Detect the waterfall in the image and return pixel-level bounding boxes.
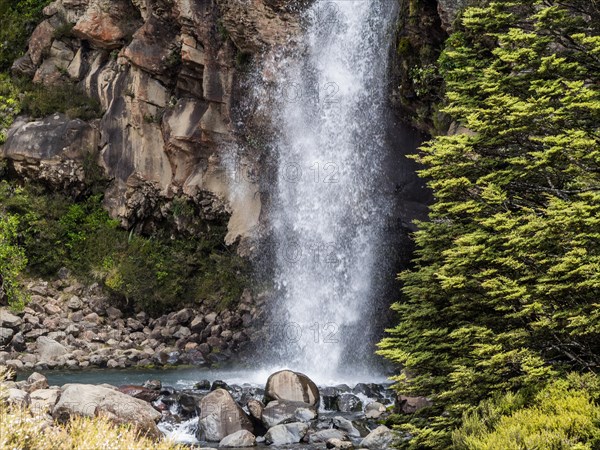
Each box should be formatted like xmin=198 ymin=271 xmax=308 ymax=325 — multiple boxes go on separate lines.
xmin=260 ymin=0 xmax=399 ymax=381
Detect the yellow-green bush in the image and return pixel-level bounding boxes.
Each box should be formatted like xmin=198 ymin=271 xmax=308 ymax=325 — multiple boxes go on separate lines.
xmin=453 ymin=373 xmax=600 ymax=450
xmin=0 ymin=367 xmax=183 ymax=450
xmin=0 ymin=405 xmax=185 ymax=450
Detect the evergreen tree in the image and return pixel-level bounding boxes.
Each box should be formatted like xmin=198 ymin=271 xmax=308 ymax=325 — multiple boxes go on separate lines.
xmin=378 ymin=1 xmax=600 ymax=447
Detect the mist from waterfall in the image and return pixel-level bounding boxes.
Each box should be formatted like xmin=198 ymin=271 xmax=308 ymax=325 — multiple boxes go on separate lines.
xmin=257 ymin=0 xmax=399 ymax=382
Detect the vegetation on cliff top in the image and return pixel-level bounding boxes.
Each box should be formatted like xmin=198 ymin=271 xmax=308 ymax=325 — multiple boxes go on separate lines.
xmin=380 ymin=0 xmax=600 ymax=448
xmin=0 ymin=179 xmax=248 ymax=314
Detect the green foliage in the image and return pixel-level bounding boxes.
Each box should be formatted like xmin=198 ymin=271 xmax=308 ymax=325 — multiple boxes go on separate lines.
xmin=379 ymin=0 xmax=600 ymax=447
xmin=18 ymin=80 xmax=102 ymax=120
xmin=0 ymin=211 xmax=27 ymax=309
xmin=453 ymin=373 xmax=600 ymax=449
xmin=0 ymin=74 xmax=20 ymax=144
xmin=0 ymin=180 xmax=248 ymax=315
xmin=0 ymin=0 xmax=51 ymax=71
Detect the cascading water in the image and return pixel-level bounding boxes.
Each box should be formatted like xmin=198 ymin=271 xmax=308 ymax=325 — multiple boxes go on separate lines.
xmin=261 ymin=0 xmax=399 ymax=381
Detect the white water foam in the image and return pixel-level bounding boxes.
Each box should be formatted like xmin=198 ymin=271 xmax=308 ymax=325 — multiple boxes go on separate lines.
xmin=260 ymin=0 xmax=399 ymax=380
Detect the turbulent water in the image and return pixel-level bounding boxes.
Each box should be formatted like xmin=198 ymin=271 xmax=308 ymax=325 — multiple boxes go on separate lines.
xmin=261 ymin=0 xmax=399 ymax=380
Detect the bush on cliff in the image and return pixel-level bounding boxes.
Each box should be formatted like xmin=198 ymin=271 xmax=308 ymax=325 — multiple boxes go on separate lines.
xmin=0 ymin=0 xmax=51 ymax=71
xmin=0 ymin=180 xmax=248 ymax=315
xmin=379 ymin=0 xmax=600 ymax=447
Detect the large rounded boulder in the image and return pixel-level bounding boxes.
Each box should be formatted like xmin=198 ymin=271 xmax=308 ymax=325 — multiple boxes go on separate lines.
xmin=265 ymin=370 xmax=319 ymax=407
xmin=52 ymin=384 xmax=162 ymax=438
xmin=198 ymin=388 xmax=254 ymax=441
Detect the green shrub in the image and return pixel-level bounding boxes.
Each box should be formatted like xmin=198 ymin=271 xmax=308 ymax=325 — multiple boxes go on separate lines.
xmin=453 ymin=373 xmax=600 ymax=450
xmin=0 ymin=180 xmax=248 ymax=315
xmin=0 ymin=0 xmax=52 ymax=71
xmin=0 ymin=212 xmax=27 ymax=309
xmin=0 ymin=74 xmax=20 ymax=144
xmin=18 ymin=80 xmax=102 ymax=120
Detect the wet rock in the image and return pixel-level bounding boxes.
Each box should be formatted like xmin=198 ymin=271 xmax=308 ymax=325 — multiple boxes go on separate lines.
xmin=309 ymin=429 xmax=348 ymax=444
xmin=198 ymin=388 xmax=254 ymax=442
xmin=219 ymin=429 xmax=256 ymax=448
xmin=195 ymin=379 xmax=211 ymax=390
xmin=117 ymin=385 xmax=161 ymax=402
xmin=53 ymin=384 xmax=162 ymax=438
xmin=336 ymin=393 xmax=362 ymax=412
xmin=247 ymin=399 xmax=265 ymax=434
xmin=360 ymin=425 xmax=394 ymax=449
xmin=143 ymin=379 xmax=162 ymax=390
xmin=332 ymin=416 xmax=361 ymax=438
xmin=261 ymin=400 xmax=317 ymax=428
xmin=179 ymin=391 xmax=203 ymax=416
xmin=352 ymin=383 xmax=384 ymax=401
xmin=264 ymin=422 xmax=309 ymax=446
xmin=365 ymin=402 xmax=386 ymax=419
xmin=265 ymin=370 xmax=320 ymax=406
xmin=321 ymin=386 xmax=341 ymax=410
xmin=211 ymin=380 xmax=231 ymax=392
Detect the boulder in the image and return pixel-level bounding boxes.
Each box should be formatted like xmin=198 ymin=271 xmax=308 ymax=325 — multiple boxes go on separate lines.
xmin=0 ymin=328 xmax=14 ymax=346
xmin=247 ymin=399 xmax=264 ymax=421
xmin=219 ymin=429 xmax=256 ymax=448
xmin=4 ymin=388 xmax=30 ymax=407
xmin=53 ymin=384 xmax=162 ymax=438
xmin=336 ymin=393 xmax=362 ymax=412
xmin=332 ymin=416 xmax=361 ymax=438
xmin=0 ymin=309 xmax=22 ymax=328
xmin=261 ymin=400 xmax=317 ymax=428
xmin=365 ymin=402 xmax=386 ymax=419
xmin=327 ymin=438 xmax=354 ymax=449
xmin=117 ymin=385 xmax=161 ymax=402
xmin=265 ymin=370 xmax=319 ymax=406
xmin=30 ymin=389 xmax=59 ymax=416
xmin=264 ymin=422 xmax=309 ymax=446
xmin=309 ymin=429 xmax=348 ymax=444
xmin=198 ymin=388 xmax=253 ymax=442
xmin=36 ymin=336 xmax=67 ymax=361
xmin=24 ymin=372 xmax=49 ymax=393
xmin=360 ymin=426 xmax=394 ymax=449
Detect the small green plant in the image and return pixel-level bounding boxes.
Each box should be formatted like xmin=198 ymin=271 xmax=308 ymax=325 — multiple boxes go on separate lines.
xmin=18 ymin=80 xmax=102 ymax=120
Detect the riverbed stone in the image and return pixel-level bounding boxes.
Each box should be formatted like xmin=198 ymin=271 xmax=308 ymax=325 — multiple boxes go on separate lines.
xmin=261 ymin=400 xmax=317 ymax=428
xmin=53 ymin=384 xmax=162 ymax=438
xmin=365 ymin=402 xmax=386 ymax=419
xmin=0 ymin=309 xmax=22 ymax=328
xmin=36 ymin=336 xmax=67 ymax=361
xmin=265 ymin=370 xmax=320 ymax=407
xmin=360 ymin=425 xmax=394 ymax=449
xmin=396 ymin=395 xmax=433 ymax=414
xmin=24 ymin=372 xmax=49 ymax=393
xmin=336 ymin=393 xmax=362 ymax=412
xmin=265 ymin=422 xmax=309 ymax=445
xmin=198 ymin=388 xmax=254 ymax=441
xmin=6 ymin=388 xmax=30 ymax=407
xmin=30 ymin=389 xmax=59 ymax=416
xmin=219 ymin=429 xmax=256 ymax=447
xmin=309 ymin=429 xmax=348 ymax=444
xmin=333 ymin=416 xmax=361 ymax=437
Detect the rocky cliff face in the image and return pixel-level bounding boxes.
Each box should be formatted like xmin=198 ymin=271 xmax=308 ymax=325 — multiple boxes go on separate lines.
xmin=2 ymin=0 xmax=460 ymax=250
xmin=3 ymin=0 xmax=305 ymax=250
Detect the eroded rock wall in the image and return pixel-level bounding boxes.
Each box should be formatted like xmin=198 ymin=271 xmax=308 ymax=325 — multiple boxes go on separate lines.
xmin=2 ymin=0 xmax=302 ymax=248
